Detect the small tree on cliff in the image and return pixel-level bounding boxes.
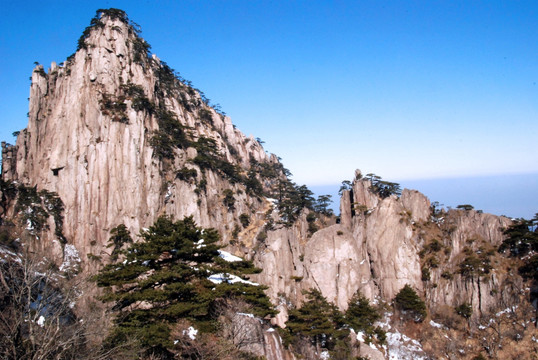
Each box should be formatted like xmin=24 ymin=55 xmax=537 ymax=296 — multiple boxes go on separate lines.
xmin=393 ymin=284 xmax=427 ymax=323
xmin=94 ymin=215 xmax=275 ymax=358
xmin=284 ymin=289 xmax=348 ymax=353
xmin=345 ymin=290 xmax=385 ymax=343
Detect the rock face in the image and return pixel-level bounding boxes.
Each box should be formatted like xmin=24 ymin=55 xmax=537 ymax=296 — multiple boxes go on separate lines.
xmin=3 ymin=14 xmax=275 ymax=272
xmin=0 ymin=10 xmax=522 ymax=359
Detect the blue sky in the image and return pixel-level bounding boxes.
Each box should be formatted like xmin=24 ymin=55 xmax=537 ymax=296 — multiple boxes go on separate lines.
xmin=1 ymin=1 xmax=537 ymax=217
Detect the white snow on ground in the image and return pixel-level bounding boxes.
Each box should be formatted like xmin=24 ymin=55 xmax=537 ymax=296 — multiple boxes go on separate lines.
xmin=356 ymin=330 xmax=366 ymax=342
xmin=496 ymin=306 xmax=517 ymax=317
xmin=371 ymin=313 xmax=427 ymax=360
xmin=320 ymin=350 xmax=330 ymax=360
xmin=218 ymin=250 xmax=243 ymax=262
xmin=37 ymin=315 xmax=45 ymax=327
xmin=208 ymin=273 xmax=259 ymax=286
xmin=59 ymin=244 xmax=81 ymax=272
xmin=429 ymin=320 xmax=445 ymax=329
xmin=385 ymin=330 xmax=426 ymax=360
xmin=236 ymin=312 xmax=255 ymax=318
xmin=183 ymin=326 xmax=198 ymax=340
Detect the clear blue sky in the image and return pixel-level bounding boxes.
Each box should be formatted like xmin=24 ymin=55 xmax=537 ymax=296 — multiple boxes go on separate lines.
xmin=1 ymin=1 xmax=537 ymax=217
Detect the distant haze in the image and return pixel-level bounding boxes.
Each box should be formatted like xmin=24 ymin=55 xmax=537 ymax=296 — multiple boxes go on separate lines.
xmin=311 ymin=172 xmax=538 ymax=220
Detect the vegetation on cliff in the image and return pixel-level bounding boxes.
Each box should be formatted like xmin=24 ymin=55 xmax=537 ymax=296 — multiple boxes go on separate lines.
xmin=94 ymin=215 xmax=275 ymax=358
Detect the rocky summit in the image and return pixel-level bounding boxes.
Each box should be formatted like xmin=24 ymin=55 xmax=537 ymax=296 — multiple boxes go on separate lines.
xmin=1 ymin=9 xmax=536 ymax=360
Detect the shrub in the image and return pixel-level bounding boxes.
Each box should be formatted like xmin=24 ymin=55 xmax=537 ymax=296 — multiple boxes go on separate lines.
xmin=455 ymin=303 xmax=472 ymax=319
xmin=121 ymin=83 xmax=154 ymax=113
xmin=239 ymin=214 xmax=250 ymax=228
xmin=456 ymin=204 xmax=474 ymax=211
xmin=394 ymin=284 xmax=427 ymax=322
xmin=222 ymin=189 xmax=235 ymax=210
xmin=345 ymin=291 xmax=381 ymax=336
xmin=175 ymin=167 xmax=198 ymax=183
xmin=421 ymin=267 xmax=431 ymax=281
xmin=284 ymin=289 xmax=348 ymax=351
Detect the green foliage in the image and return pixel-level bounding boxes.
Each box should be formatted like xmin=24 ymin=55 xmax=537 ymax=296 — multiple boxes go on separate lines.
xmin=393 ymin=284 xmax=427 ymax=322
xmin=314 ymin=194 xmax=333 ymax=216
xmin=175 ymin=167 xmax=198 ymax=183
xmin=14 ymin=185 xmax=65 ymax=242
xmin=499 ymin=215 xmax=538 ymax=258
xmin=222 ymin=189 xmax=235 ymax=210
xmin=198 ymin=108 xmax=213 ymax=124
xmin=306 ymin=212 xmax=317 ymax=235
xmin=518 ymin=255 xmax=538 ymax=281
xmin=239 ymin=213 xmax=250 ymax=228
xmin=94 ymin=216 xmax=274 ymax=357
xmin=191 ymin=137 xmax=243 ymax=184
xmin=455 ymin=303 xmax=473 ymax=319
xmin=338 ymin=180 xmax=352 ymax=195
xmin=244 ymin=170 xmax=263 ymax=196
xmin=276 ymin=182 xmax=316 ymax=226
xmin=121 ymin=83 xmax=154 ymax=113
xmin=99 ymin=93 xmax=128 ymax=123
xmin=131 ymin=37 xmax=151 ymax=64
xmin=150 ymin=109 xmax=191 ymax=160
xmin=76 ymin=9 xmax=139 ymax=51
xmin=421 ymin=267 xmax=431 ymax=281
xmin=33 ymin=67 xmax=47 ymax=77
xmin=106 ymin=224 xmax=133 ymax=261
xmin=345 ymin=291 xmax=383 ymax=342
xmin=456 ymin=204 xmax=474 ymax=211
xmin=458 ymin=248 xmax=492 ymax=279
xmin=284 ymin=289 xmax=349 ymax=351
xmin=365 ymin=173 xmax=401 ymax=198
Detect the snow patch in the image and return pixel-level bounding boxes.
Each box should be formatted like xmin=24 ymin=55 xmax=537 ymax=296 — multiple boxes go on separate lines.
xmin=385 ymin=329 xmax=426 ymax=360
xmin=218 ymin=250 xmax=243 ymax=262
xmin=429 ymin=320 xmax=445 ymax=329
xmin=236 ymin=312 xmax=255 ymax=318
xmin=59 ymin=244 xmax=81 ymax=272
xmin=496 ymin=306 xmax=517 ymax=317
xmin=183 ymin=326 xmax=198 ymax=340
xmin=37 ymin=315 xmax=45 ymax=327
xmin=208 ymin=273 xmax=259 ymax=286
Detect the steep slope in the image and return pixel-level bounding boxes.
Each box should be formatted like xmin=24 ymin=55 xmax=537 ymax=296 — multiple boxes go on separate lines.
xmin=1 ymin=9 xmax=535 ymax=359
xmin=2 ymin=10 xmax=286 ymax=273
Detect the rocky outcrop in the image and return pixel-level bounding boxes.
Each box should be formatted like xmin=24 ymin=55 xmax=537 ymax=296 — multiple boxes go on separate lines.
xmin=0 ymin=10 xmax=522 ymax=359
xmin=4 ymin=14 xmax=277 ymax=271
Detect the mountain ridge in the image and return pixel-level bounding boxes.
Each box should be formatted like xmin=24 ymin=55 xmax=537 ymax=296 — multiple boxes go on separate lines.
xmin=1 ymin=9 xmax=536 ymax=360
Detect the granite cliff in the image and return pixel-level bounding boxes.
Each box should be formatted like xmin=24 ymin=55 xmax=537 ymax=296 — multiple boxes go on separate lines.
xmin=1 ymin=9 xmax=535 ymax=360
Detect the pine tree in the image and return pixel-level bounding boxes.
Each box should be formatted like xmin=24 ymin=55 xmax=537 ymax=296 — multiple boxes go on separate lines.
xmin=393 ymin=284 xmax=427 ymax=323
xmin=345 ymin=291 xmax=382 ymax=341
xmin=94 ymin=215 xmax=275 ymax=358
xmin=285 ymin=289 xmax=348 ymax=352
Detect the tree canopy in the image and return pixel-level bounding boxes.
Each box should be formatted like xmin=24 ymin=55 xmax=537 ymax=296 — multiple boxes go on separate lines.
xmin=393 ymin=284 xmax=427 ymax=323
xmin=94 ymin=216 xmax=275 ymax=358
xmin=284 ymin=289 xmax=348 ymax=352
xmin=499 ymin=214 xmax=538 ymax=281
